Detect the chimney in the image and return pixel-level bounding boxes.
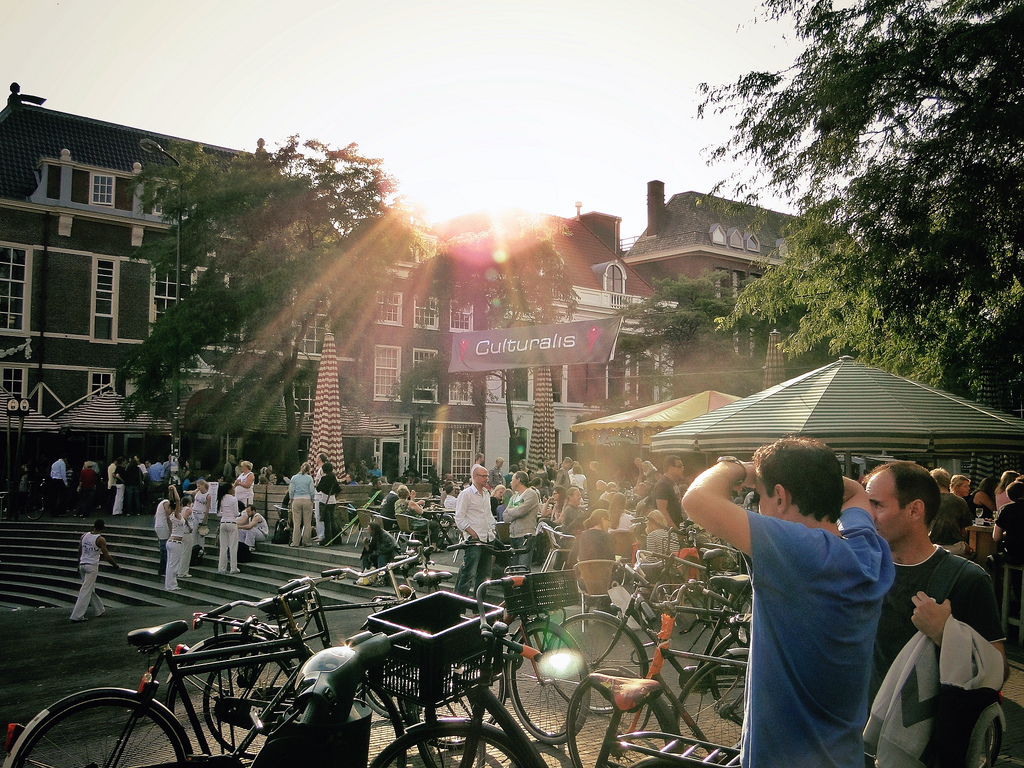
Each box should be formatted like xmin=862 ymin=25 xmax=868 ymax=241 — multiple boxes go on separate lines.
xmin=647 ymin=180 xmax=665 ymax=237
xmin=575 ymin=201 xmax=582 ymax=219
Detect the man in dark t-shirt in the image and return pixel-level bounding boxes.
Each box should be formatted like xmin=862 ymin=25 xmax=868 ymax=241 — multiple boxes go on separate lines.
xmin=652 ymin=455 xmax=685 ymax=527
xmin=866 ymin=462 xmax=1006 ymax=700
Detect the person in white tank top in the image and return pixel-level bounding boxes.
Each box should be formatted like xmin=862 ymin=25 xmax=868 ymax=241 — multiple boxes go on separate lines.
xmin=71 ymin=519 xmax=120 ymax=622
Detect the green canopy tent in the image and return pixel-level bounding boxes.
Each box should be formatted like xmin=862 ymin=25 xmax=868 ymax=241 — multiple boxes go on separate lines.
xmin=651 ymin=357 xmax=1024 ymax=457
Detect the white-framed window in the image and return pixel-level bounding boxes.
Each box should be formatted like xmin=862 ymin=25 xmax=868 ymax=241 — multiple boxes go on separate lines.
xmin=604 ymin=264 xmax=625 ymax=294
xmin=744 ymin=233 xmax=760 ymax=253
xmin=2 ymin=366 xmax=25 ymax=398
xmin=300 ymin=313 xmax=328 ymax=355
xmin=450 ymin=302 xmax=474 ymax=332
xmin=0 ymin=247 xmax=27 ymax=331
xmin=413 ymin=297 xmax=439 ymax=329
xmin=504 ymin=368 xmax=529 ymax=402
xmin=153 ymin=272 xmax=177 ymax=318
xmin=374 ymin=345 xmax=401 ymax=400
xmin=412 ymin=348 xmax=438 ymax=403
xmin=377 ymin=292 xmax=403 ymax=325
xmin=293 ymin=383 xmax=314 ymax=415
xmin=93 ymin=258 xmax=116 ymax=340
xmin=92 ymin=174 xmax=114 ymax=206
xmin=418 ymin=428 xmax=440 ymax=478
xmin=90 ymin=371 xmax=113 ymax=394
xmin=449 ymin=379 xmax=473 ymax=405
xmin=727 ymin=227 xmax=744 ymax=249
xmin=710 ymin=224 xmax=726 ymax=247
xmin=450 ymin=428 xmax=478 ymax=479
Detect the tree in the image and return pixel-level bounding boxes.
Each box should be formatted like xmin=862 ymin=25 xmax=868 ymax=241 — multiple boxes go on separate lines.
xmin=122 ymin=136 xmax=416 ymax=462
xmin=424 ymin=214 xmax=578 ymax=466
xmin=701 ymin=0 xmax=1024 ymax=399
xmin=617 ymin=274 xmax=768 ymax=399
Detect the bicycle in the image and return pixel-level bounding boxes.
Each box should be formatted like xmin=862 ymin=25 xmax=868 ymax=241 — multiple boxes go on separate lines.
xmin=1 ymin=598 xmax=413 ymax=768
xmin=565 ymin=584 xmax=748 ymax=768
xmin=365 ymin=576 xmax=580 ymax=768
xmin=563 ymin=550 xmax=751 ymax=683
xmin=0 ymin=480 xmax=44 ymax=521
xmin=441 ymin=537 xmax=586 ymax=745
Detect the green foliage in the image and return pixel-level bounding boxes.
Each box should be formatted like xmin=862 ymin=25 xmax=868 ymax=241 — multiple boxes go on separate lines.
xmin=121 ymin=136 xmax=414 ymax=435
xmin=702 ymin=0 xmax=1024 ymax=397
xmin=619 ymin=274 xmax=770 ymax=397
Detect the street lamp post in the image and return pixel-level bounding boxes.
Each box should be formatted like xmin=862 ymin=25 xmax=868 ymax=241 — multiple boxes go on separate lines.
xmin=139 ymin=139 xmax=183 ymax=461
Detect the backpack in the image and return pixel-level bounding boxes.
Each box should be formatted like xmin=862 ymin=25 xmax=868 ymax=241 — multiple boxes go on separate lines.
xmin=272 ymin=517 xmax=290 ymax=545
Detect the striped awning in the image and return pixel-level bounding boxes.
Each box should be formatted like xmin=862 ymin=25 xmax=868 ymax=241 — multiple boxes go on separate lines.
xmin=571 ymin=390 xmax=740 ymax=434
xmin=1 ymin=392 xmax=60 ymax=433
xmin=651 ymin=356 xmax=1024 ymax=456
xmin=53 ymin=391 xmax=171 ymax=433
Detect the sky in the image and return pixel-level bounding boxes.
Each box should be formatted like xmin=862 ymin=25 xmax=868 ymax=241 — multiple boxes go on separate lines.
xmin=1 ymin=0 xmax=799 ymax=238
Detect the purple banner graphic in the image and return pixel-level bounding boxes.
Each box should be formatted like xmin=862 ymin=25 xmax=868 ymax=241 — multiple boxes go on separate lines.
xmin=449 ymin=317 xmax=622 ymax=373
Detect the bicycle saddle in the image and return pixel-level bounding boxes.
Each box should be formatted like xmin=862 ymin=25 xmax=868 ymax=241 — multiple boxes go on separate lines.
xmin=412 ymin=569 xmax=453 ymax=588
xmin=127 ymin=620 xmax=190 ymax=650
xmin=708 ymin=574 xmax=750 ymax=598
xmin=587 ymin=673 xmax=663 ymax=712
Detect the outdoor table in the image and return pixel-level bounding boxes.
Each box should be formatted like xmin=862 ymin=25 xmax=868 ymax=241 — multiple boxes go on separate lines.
xmin=967 ymin=523 xmax=996 ymax=563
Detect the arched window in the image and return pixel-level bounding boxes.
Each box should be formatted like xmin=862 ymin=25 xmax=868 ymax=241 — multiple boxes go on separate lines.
xmin=605 ymin=264 xmax=625 ymax=293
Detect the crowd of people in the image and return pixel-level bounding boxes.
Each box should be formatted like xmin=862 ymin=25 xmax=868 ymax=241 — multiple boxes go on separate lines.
xmin=55 ymin=440 xmax=1020 ymax=765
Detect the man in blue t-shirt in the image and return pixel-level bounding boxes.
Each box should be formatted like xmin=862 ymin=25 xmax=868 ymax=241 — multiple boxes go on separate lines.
xmin=683 ymin=437 xmax=894 ymax=768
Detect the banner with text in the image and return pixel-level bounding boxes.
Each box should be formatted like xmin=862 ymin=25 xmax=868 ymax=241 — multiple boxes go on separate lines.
xmin=448 ymin=317 xmax=622 ymax=373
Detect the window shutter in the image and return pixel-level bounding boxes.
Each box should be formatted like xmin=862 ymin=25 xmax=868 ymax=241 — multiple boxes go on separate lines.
xmin=71 ymin=169 xmax=89 ymax=203
xmin=47 ymin=165 xmax=62 ymax=199
xmin=114 ymin=177 xmax=133 ymax=211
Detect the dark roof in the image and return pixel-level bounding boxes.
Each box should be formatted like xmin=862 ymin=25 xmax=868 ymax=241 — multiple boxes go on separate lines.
xmin=627 ymin=191 xmax=793 ymax=259
xmin=552 ymin=216 xmax=653 ymax=297
xmin=0 ymin=100 xmax=236 ymax=199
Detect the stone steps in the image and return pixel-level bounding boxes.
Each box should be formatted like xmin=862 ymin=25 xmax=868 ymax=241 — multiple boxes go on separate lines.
xmin=0 ymin=519 xmax=463 ymax=611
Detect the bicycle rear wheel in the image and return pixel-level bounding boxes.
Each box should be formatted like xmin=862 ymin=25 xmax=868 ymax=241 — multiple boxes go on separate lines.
xmin=676 ymin=659 xmax=745 ymax=747
xmin=6 ymin=688 xmax=189 ymax=768
xmin=566 ymin=677 xmax=677 ymax=768
xmin=370 ymin=720 xmax=541 ymax=768
xmin=507 ymin=619 xmax=584 ymax=745
xmin=562 ymin=611 xmax=649 ymax=678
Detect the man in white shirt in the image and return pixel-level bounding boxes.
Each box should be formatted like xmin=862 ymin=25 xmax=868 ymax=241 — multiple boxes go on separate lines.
xmin=454 ymin=465 xmax=496 ymax=596
xmin=48 ymin=455 xmax=69 ymax=516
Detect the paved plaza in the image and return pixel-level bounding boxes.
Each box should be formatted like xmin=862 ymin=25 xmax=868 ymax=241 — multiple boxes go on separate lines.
xmin=0 ymin=602 xmax=1022 ymax=766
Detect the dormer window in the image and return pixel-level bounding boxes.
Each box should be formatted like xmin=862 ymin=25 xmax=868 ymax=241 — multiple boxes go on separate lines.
xmin=604 ymin=264 xmax=625 ymax=294
xmin=710 ymin=224 xmax=726 ymax=246
xmin=92 ymin=174 xmax=114 ymax=206
xmin=727 ymin=227 xmax=743 ymax=249
xmin=744 ymin=233 xmax=760 ymax=253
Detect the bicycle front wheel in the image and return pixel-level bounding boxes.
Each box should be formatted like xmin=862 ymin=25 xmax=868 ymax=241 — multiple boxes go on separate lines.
xmin=676 ymin=658 xmax=745 ymax=747
xmin=565 ymin=677 xmax=677 ymax=768
xmin=6 ymin=688 xmax=189 ymax=768
xmin=371 ymin=720 xmax=541 ymax=768
xmin=507 ymin=619 xmax=584 ymax=745
xmin=562 ymin=611 xmax=649 ymax=678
